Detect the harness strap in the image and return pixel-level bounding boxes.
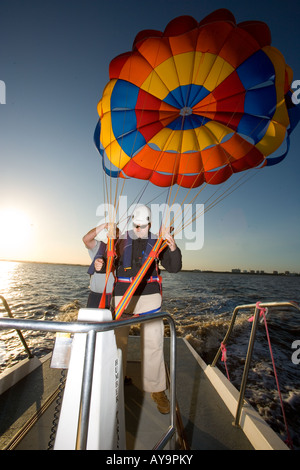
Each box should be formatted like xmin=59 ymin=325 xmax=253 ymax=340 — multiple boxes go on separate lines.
xmin=117 ymin=276 xmax=160 ymax=283
xmin=134 ymin=306 xmax=161 ymax=316
xmin=98 ymin=237 xmax=115 ymax=309
xmin=113 ymin=236 xmax=163 ymax=320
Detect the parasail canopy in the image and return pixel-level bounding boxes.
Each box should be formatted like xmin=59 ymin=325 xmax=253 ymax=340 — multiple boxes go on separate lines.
xmin=94 ymin=9 xmax=299 ymax=190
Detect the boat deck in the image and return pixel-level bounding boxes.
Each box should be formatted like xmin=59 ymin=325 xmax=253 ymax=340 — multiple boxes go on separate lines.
xmin=0 ymin=336 xmax=254 ymax=450
xmin=127 ymin=336 xmax=253 ymax=450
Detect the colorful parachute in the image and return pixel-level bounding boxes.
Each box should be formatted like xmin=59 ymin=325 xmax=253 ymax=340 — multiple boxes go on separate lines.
xmin=94 ymin=9 xmax=299 ymax=188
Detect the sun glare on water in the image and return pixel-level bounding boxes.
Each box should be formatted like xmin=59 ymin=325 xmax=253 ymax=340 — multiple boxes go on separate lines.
xmin=0 ymin=208 xmax=34 ymax=258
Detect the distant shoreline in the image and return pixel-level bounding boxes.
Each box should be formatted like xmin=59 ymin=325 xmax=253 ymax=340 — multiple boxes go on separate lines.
xmin=0 ymin=258 xmax=89 ymax=268
xmin=1 ymin=258 xmax=299 ymax=276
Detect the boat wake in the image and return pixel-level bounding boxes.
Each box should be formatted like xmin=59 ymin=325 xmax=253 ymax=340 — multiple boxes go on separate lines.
xmin=1 ymin=296 xmax=299 ymax=449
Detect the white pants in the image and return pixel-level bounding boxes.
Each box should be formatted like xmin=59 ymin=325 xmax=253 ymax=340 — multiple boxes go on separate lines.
xmin=113 ymin=294 xmax=166 ymax=393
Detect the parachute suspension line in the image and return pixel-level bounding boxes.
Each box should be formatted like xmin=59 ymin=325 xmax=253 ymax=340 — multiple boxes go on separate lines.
xmin=160 ymin=46 xmax=207 ymax=234
xmin=167 ymin=185 xmax=206 ymax=236
xmin=165 ymin=48 xmax=218 ymax=230
xmin=114 ymin=109 xmax=269 ymax=237
xmin=157 ymin=126 xmax=183 ymax=235
xmin=141 ymin=37 xmax=185 ymax=232
xmin=179 ymin=101 xmax=277 ymax=228
xmin=168 ymin=41 xmax=270 ymax=235
xmin=159 ymin=45 xmax=259 ymax=239
xmin=98 ymin=161 xmax=117 ymax=309
xmin=114 ymin=35 xmax=176 ymax=233
xmin=203 ymin=172 xmax=254 ymax=213
xmin=186 ymin=44 xmax=257 ymax=187
xmin=166 ymin=50 xmax=227 ymax=192
xmin=122 ymin=40 xmax=183 ymax=229
xmin=115 ymin=38 xmax=234 ymax=235
xmin=163 ymin=47 xmax=221 ymax=234
xmin=99 ymin=88 xmax=128 ymax=309
xmin=114 ymin=174 xmax=126 ymax=223
xmin=111 ymin=33 xmax=189 ymax=305
xmin=189 ymin=42 xmax=278 ymax=177
xmin=96 ymin=13 xmax=298 ymax=315
xmin=102 ymin=157 xmax=113 ymax=224
xmin=200 ymin=76 xmax=278 ymax=214
xmin=162 ymin=116 xmax=194 ymax=235
xmin=106 ymin=50 xmax=144 ymax=223
xmin=104 ymin=21 xmax=280 ymax=237
xmin=156 ymin=145 xmax=266 ymax=241
xmin=108 ymin=104 xmax=116 ymax=217
xmin=164 ymin=64 xmax=199 ymax=218
xmin=167 ymin=152 xmax=259 ymax=238
xmin=116 ymin=53 xmax=142 ymax=207
xmin=100 ymin=120 xmax=112 ymax=216
xmin=99 ymin=236 xmax=115 ymax=308
xmin=119 ymin=37 xmax=211 ymax=235
xmin=183 ymin=176 xmax=242 ymax=232
xmin=100 ymin=119 xmax=119 ymax=226
xmin=173 ymin=167 xmax=260 ymax=239
xmin=115 ymin=126 xmax=181 ymax=234
xmin=117 ymin=186 xmax=171 ymax=236
xmin=115 ymin=58 xmax=181 ymax=229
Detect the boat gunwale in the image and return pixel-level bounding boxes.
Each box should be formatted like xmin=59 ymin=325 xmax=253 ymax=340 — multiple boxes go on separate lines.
xmin=183 ymin=338 xmax=289 ymax=451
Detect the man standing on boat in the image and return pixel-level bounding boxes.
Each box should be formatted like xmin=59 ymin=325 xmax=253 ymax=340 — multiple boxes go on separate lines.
xmin=83 ymin=222 xmax=115 ymax=308
xmin=111 ymin=205 xmax=182 ymax=414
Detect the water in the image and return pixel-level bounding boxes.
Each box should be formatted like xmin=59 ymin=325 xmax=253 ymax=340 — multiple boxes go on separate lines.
xmin=0 ymin=260 xmax=299 ymax=448
xmin=0 ymin=261 xmax=89 ymax=366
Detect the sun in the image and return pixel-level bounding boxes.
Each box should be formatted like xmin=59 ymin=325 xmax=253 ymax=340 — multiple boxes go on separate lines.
xmin=0 ymin=208 xmax=34 ymax=256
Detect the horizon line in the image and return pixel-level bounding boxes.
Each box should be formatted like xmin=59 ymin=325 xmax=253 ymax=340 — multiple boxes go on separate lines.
xmin=0 ymin=258 xmax=299 ymax=276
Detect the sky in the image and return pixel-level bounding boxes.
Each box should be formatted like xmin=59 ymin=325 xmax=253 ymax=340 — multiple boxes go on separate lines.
xmin=0 ymin=0 xmax=300 ymax=273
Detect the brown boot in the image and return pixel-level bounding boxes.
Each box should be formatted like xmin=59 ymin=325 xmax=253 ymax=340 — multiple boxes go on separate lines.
xmin=151 ymin=391 xmax=170 ymax=414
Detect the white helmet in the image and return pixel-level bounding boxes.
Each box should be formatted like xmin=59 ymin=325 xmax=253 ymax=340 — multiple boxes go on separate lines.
xmin=131 ymin=205 xmax=151 ymax=225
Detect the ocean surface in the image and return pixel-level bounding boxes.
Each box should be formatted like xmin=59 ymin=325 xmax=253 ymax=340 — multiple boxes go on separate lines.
xmin=0 ymin=260 xmax=299 ymax=449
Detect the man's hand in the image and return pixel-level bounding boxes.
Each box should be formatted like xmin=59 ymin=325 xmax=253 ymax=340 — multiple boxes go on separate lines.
xmin=94 ymin=258 xmax=105 ymax=272
xmin=164 ymin=232 xmax=177 ymax=252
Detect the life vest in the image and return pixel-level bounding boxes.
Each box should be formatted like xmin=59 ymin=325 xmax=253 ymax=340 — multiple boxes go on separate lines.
xmin=87 ymin=241 xmax=107 ymax=275
xmin=87 ymin=232 xmax=162 ymax=289
xmin=116 ymin=231 xmax=159 ymax=279
xmin=115 ymin=231 xmax=162 ymax=301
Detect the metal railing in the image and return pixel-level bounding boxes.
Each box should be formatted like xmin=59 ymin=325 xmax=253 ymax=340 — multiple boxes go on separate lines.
xmin=0 ymin=295 xmax=33 ymax=358
xmin=211 ymin=301 xmax=300 ymax=427
xmin=0 ymin=311 xmax=177 ymax=450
